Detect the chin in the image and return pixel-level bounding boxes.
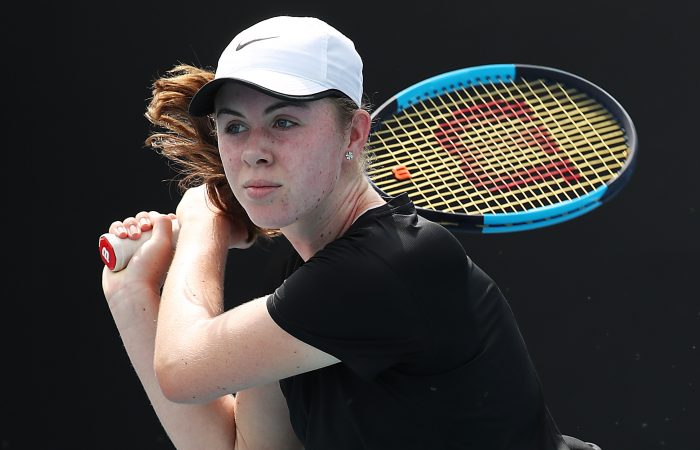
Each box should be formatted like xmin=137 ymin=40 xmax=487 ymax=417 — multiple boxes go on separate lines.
xmin=243 ymin=199 xmax=310 ymax=230
xmin=247 ymin=212 xmax=294 ymax=231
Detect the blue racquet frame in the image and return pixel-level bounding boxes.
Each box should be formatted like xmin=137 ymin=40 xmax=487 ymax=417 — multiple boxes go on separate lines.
xmin=367 ymin=64 xmax=637 ymax=233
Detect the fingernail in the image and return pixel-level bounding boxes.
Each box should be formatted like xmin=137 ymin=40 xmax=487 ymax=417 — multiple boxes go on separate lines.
xmin=129 ymin=225 xmax=139 ymax=235
xmin=116 ymin=226 xmax=127 ymax=235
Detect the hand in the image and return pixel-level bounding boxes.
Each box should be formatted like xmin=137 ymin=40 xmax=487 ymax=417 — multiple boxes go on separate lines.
xmin=101 ymin=211 xmax=177 ymax=303
xmin=175 ymin=184 xmax=253 ymax=250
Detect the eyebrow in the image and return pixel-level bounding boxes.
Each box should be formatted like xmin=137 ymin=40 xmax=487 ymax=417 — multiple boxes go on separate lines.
xmin=216 ymin=100 xmax=309 ymax=118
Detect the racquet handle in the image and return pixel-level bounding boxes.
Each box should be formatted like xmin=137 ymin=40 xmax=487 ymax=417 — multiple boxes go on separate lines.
xmin=99 ymin=221 xmax=180 ymax=272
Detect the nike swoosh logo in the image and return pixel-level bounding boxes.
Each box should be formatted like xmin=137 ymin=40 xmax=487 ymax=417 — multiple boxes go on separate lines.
xmin=235 ymin=36 xmax=280 ymax=51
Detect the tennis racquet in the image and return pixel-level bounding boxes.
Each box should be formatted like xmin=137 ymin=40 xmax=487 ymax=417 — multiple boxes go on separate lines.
xmin=99 ymin=63 xmax=637 ymax=271
xmin=366 ymin=63 xmax=637 ymax=233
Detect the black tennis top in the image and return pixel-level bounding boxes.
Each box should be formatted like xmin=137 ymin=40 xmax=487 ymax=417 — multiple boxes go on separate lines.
xmin=266 ymin=193 xmax=567 ymax=450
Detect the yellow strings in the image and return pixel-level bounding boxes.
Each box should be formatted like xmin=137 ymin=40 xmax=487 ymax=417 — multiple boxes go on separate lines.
xmin=367 ymin=78 xmax=629 ymax=214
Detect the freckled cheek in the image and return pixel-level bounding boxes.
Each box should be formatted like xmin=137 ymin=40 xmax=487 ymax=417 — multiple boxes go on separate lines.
xmin=220 ymin=150 xmax=242 ymax=180
xmin=298 ymin=160 xmax=340 ymax=208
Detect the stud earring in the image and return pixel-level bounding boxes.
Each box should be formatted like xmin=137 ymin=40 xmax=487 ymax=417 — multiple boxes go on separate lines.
xmin=345 ymin=151 xmax=354 ymax=160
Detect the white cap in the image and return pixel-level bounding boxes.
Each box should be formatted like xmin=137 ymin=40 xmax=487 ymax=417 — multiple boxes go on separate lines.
xmin=189 ymin=16 xmax=364 ymax=116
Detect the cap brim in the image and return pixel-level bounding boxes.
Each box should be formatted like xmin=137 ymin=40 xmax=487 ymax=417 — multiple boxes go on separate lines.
xmin=188 ymin=77 xmax=354 ymax=117
xmin=188 ymin=78 xmax=229 ymax=116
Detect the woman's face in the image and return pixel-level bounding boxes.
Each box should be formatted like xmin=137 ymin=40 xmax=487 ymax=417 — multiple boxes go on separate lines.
xmin=214 ymin=83 xmax=349 ymax=230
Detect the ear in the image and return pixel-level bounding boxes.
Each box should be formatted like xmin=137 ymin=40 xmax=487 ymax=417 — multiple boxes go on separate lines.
xmin=346 ymin=109 xmax=372 ymax=155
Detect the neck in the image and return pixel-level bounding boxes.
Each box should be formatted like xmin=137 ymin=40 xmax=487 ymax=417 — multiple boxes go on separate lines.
xmin=282 ymin=176 xmax=385 ymax=261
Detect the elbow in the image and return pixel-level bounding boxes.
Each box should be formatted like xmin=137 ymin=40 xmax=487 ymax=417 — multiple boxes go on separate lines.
xmin=154 ymin=354 xmax=201 ymax=404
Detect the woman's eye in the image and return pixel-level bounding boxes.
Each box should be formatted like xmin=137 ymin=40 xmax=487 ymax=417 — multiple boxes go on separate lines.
xmin=274 ymin=118 xmax=296 ymax=129
xmin=225 ymin=122 xmax=248 ymax=134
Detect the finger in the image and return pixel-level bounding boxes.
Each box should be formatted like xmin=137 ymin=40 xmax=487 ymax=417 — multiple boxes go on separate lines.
xmin=135 ymin=211 xmax=156 ymax=232
xmin=150 ymin=211 xmax=179 ymax=228
xmin=108 ymin=221 xmax=129 ymax=238
xmin=119 ymin=217 xmax=143 ymax=239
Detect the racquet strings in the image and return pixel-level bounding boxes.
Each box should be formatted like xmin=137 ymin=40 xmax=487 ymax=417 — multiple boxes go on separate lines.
xmin=367 ymin=77 xmax=631 ymax=215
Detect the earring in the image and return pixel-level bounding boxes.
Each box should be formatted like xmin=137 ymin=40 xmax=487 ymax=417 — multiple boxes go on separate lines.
xmin=345 ymin=151 xmax=354 ymax=160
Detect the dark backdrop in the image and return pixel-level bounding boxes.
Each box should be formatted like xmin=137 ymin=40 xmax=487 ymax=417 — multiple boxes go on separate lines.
xmin=21 ymin=1 xmax=698 ymax=449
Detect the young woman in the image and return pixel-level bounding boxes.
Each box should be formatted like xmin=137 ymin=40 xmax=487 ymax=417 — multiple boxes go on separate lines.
xmin=101 ymin=15 xmax=588 ymax=450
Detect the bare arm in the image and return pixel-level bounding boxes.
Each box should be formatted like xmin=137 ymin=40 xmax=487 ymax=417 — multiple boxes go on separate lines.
xmin=101 ymin=207 xmax=312 ymax=449
xmin=104 ymin=279 xmax=302 ymax=449
xmin=102 ymin=187 xmax=336 ymax=448
xmin=153 ymin=187 xmax=339 ymax=402
xmin=103 ymin=278 xmax=238 ymax=449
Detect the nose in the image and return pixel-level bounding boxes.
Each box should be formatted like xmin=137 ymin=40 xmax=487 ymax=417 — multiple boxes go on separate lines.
xmin=242 ymin=150 xmax=271 ymax=167
xmin=241 ymin=131 xmax=274 ymax=167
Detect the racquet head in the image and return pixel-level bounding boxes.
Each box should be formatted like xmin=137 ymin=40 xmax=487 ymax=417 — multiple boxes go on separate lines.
xmin=366 ymin=64 xmax=637 ymax=233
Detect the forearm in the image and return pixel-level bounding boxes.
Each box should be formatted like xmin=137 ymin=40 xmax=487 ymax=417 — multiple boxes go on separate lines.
xmin=108 ymin=286 xmax=237 ymax=449
xmin=155 ymin=215 xmax=231 ymax=396
xmin=159 ymin=215 xmax=229 ymax=321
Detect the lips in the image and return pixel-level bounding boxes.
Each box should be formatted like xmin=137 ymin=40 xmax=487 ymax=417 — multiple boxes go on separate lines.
xmin=242 ymin=180 xmax=281 ymax=199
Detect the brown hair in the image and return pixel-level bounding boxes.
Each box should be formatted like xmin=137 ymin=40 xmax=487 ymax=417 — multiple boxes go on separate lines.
xmin=144 ymin=64 xmax=274 ymax=242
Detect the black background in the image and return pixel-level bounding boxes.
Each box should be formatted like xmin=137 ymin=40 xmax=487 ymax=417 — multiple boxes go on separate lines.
xmin=18 ymin=1 xmax=699 ymax=449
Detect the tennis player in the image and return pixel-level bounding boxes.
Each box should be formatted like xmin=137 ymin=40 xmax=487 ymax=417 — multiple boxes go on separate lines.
xmin=101 ymin=15 xmax=596 ymax=450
